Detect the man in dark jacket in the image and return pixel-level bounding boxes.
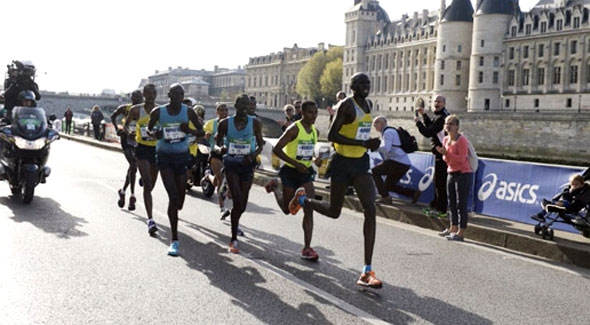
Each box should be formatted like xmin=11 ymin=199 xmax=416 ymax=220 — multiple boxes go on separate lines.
xmin=91 ymin=105 xmax=104 ymax=140
xmin=415 ymin=96 xmax=449 ymax=217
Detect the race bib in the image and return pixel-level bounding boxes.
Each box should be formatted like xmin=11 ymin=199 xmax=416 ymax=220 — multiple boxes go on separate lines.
xmin=140 ymin=126 xmax=155 ymax=141
xmin=163 ymin=123 xmax=186 ymax=144
xmin=355 ymin=121 xmax=371 ymax=141
xmin=296 ymin=141 xmax=314 ymax=161
xmin=228 ymin=139 xmax=251 ymax=156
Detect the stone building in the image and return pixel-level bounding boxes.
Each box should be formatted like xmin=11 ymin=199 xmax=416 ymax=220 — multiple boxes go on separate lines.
xmin=245 ymin=43 xmax=329 ymax=109
xmin=209 ymin=66 xmax=246 ymax=97
xmin=343 ymin=0 xmax=590 ymax=112
xmin=145 ymin=66 xmax=211 ymax=102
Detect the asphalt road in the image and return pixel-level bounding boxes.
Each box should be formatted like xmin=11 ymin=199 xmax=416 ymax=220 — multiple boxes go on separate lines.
xmin=1 ymin=139 xmax=590 ymax=324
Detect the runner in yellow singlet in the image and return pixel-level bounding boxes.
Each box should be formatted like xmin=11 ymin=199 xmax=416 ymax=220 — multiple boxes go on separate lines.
xmin=111 ymin=90 xmax=143 ymax=211
xmin=289 ymin=73 xmax=384 ymax=289
xmin=264 ymin=101 xmax=322 ymax=260
xmin=124 ymin=84 xmax=160 ymax=236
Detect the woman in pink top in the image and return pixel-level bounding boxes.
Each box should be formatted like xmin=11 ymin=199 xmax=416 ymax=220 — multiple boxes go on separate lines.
xmin=435 ymin=115 xmax=473 ymax=241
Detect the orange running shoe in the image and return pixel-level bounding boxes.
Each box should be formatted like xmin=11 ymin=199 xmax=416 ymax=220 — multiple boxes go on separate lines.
xmin=265 ymin=179 xmax=278 ymax=193
xmin=356 ymin=271 xmax=383 ymax=289
xmin=288 ymin=187 xmax=306 ymax=215
xmin=228 ymin=240 xmax=239 ymax=254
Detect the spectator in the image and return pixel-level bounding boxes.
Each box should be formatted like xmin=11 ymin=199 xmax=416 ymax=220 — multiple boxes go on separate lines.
xmin=371 ymin=116 xmax=421 ymax=205
xmin=281 ymin=104 xmax=295 ymax=131
xmin=64 ymin=105 xmax=73 ymax=134
xmin=436 ymin=114 xmax=473 ymax=242
xmin=415 ymin=96 xmax=449 ymax=218
xmin=532 ymin=174 xmax=590 ymax=223
xmin=91 ymin=105 xmax=104 ymax=140
xmin=328 ymin=90 xmax=347 ymax=124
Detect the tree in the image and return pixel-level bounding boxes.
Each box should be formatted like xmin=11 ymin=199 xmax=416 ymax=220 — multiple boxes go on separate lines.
xmin=296 ymin=46 xmax=344 ymax=105
xmin=320 ymin=58 xmax=343 ymax=106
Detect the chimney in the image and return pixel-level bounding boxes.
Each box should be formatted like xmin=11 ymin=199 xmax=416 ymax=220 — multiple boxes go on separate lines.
xmin=440 ymin=0 xmax=446 ymax=13
xmin=214 ymin=65 xmax=218 ymax=72
xmin=401 ymin=14 xmax=408 ymax=26
xmin=423 ymin=9 xmax=429 ymax=22
xmin=413 ymin=11 xmax=419 ymax=22
xmin=318 ymin=42 xmax=325 ymax=51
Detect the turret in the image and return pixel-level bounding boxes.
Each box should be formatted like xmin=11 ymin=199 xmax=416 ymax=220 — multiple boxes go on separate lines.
xmin=467 ymin=0 xmax=519 ymax=111
xmin=433 ymin=0 xmax=474 ymax=111
xmin=342 ymin=1 xmax=389 ymax=93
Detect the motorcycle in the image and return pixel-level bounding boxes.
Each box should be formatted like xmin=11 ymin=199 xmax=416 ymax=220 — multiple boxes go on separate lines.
xmin=186 ymin=138 xmax=215 ymax=197
xmin=0 ymin=106 xmax=59 ymax=203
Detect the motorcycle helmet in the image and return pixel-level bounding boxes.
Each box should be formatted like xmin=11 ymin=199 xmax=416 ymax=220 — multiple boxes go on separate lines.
xmin=18 ymin=90 xmax=36 ymax=107
xmin=194 ymin=105 xmax=205 ymax=120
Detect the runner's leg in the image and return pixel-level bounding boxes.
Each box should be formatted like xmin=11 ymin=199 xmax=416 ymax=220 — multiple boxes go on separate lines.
xmin=160 ymin=168 xmax=180 ymax=241
xmin=226 ymin=171 xmax=243 ymax=241
xmin=352 ymin=174 xmax=377 ymax=266
xmin=301 ymin=181 xmax=315 ymax=249
xmin=306 ymin=182 xmax=348 ymax=219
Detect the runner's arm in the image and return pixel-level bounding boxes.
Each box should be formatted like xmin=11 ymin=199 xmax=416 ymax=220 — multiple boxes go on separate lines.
xmin=253 ymin=118 xmax=264 ymax=158
xmin=186 ymin=108 xmax=205 ymax=138
xmin=272 ymin=123 xmax=300 ymax=168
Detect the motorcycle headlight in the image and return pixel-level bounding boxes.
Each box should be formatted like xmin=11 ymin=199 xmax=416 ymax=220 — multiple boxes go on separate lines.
xmin=14 ymin=136 xmax=46 ymax=150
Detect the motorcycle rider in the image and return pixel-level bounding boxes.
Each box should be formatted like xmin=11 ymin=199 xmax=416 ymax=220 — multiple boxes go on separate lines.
xmin=2 ymin=61 xmax=41 ymax=123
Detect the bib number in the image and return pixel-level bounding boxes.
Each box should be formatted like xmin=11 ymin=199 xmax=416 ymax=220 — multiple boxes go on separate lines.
xmin=163 ymin=124 xmax=186 ymax=144
xmin=140 ymin=126 xmax=155 ymax=141
xmin=296 ymin=142 xmax=314 ymax=161
xmin=355 ymin=122 xmax=371 ymax=141
xmin=228 ymin=139 xmax=251 ymax=156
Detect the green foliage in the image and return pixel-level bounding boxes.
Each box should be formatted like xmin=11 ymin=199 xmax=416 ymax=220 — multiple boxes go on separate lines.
xmin=320 ymin=58 xmax=343 ymax=105
xmin=296 ymin=46 xmax=343 ymax=106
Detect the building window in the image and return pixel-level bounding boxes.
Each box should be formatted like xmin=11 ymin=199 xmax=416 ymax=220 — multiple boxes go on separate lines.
xmin=493 ymin=71 xmax=499 ymax=84
xmin=441 ymin=60 xmax=445 ymax=70
xmin=534 ymin=99 xmax=539 ymax=108
xmin=587 ymin=64 xmax=590 ymax=83
xmin=509 ymin=47 xmax=515 ymax=60
xmin=481 ymin=40 xmax=485 ymax=48
xmin=557 ymin=19 xmax=563 ymax=31
xmin=570 ymin=65 xmax=579 ymax=84
xmin=442 ymin=45 xmax=446 ymax=52
xmin=479 ymin=56 xmax=484 ymax=66
xmin=508 ymin=70 xmax=515 ymax=86
xmin=522 ymin=69 xmax=530 ymax=86
xmin=505 ymin=99 xmax=510 ymax=108
xmin=479 ymin=71 xmax=484 ymax=83
xmin=538 ymin=68 xmax=545 ymax=85
xmin=440 ymin=75 xmax=444 ymax=86
xmin=541 ymin=21 xmax=547 ymax=33
xmin=484 ymin=99 xmax=490 ymax=111
xmin=456 ymin=61 xmax=462 ymax=70
xmin=571 ymin=40 xmax=577 ymax=55
xmin=554 ymin=43 xmax=560 ymax=56
xmin=526 ymin=24 xmax=531 ymax=35
xmin=511 ymin=26 xmax=517 ymax=37
xmin=538 ymin=44 xmax=544 ymax=57
xmin=457 ymin=44 xmax=462 ymax=53
xmin=494 ymin=56 xmax=499 ymax=67
xmin=567 ymin=98 xmax=572 ymax=108
xmin=553 ymin=67 xmax=561 ymax=84
xmin=574 ymin=17 xmax=580 ymax=29
xmin=456 ymin=75 xmax=461 ymax=86
xmin=523 ymin=46 xmax=529 ymax=59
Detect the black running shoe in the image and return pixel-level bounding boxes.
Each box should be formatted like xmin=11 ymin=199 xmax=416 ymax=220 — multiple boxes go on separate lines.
xmin=117 ymin=189 xmax=125 ymax=208
xmin=128 ymin=195 xmax=136 ymax=211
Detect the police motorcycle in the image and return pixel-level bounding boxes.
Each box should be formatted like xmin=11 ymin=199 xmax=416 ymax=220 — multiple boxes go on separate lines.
xmin=0 ymin=91 xmax=59 ymax=203
xmin=186 ymin=133 xmax=215 ymax=197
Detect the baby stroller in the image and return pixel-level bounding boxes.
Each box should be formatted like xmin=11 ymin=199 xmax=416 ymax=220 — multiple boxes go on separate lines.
xmin=532 ymin=200 xmax=590 ymax=240
xmin=531 ymin=170 xmax=590 ymax=240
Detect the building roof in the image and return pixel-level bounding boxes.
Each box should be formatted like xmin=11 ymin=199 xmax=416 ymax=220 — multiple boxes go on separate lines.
xmin=441 ymin=0 xmax=474 ymax=22
xmin=347 ymin=1 xmax=390 ymax=23
xmin=476 ymin=0 xmax=520 ymax=15
xmin=181 ymin=79 xmax=209 ymax=86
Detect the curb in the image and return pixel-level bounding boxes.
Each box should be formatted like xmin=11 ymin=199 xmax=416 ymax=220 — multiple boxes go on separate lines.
xmin=62 ymin=133 xmax=590 ymax=269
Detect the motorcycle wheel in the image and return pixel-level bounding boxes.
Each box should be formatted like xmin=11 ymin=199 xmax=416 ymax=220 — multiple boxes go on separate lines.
xmin=201 ymin=179 xmax=215 ymax=198
xmin=23 ymin=173 xmax=36 ymax=204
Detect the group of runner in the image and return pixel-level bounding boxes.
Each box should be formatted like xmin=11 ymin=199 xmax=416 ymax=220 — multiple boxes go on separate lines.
xmin=112 ymin=72 xmax=383 ymax=289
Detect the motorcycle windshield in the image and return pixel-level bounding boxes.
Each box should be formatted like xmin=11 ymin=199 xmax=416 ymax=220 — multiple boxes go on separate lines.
xmin=12 ymin=106 xmax=48 ymax=140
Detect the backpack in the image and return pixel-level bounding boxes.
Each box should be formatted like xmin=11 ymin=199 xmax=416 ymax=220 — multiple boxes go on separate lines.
xmin=386 ymin=126 xmax=418 ymax=153
xmin=462 ymin=135 xmax=479 ymax=172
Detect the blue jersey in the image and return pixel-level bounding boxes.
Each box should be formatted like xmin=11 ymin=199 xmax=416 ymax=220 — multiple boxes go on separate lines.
xmin=156 ymin=104 xmax=189 ymax=154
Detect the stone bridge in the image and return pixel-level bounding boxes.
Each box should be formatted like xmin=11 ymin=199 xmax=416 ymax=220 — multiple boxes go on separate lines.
xmin=37 ymin=91 xmax=130 ymax=117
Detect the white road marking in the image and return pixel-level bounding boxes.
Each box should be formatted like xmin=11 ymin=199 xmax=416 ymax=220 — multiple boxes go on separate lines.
xmin=97 ymin=181 xmax=392 ymax=325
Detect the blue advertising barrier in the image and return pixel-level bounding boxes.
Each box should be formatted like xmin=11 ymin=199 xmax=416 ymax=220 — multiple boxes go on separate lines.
xmin=474 ymin=159 xmax=584 ymax=232
xmin=369 ymin=152 xmax=585 ymax=233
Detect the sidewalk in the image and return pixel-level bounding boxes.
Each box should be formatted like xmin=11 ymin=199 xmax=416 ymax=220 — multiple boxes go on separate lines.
xmin=62 ymin=132 xmax=590 ymax=269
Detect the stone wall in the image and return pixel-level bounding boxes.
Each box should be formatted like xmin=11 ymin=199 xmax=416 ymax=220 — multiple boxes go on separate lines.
xmin=251 ymin=107 xmax=589 ymax=166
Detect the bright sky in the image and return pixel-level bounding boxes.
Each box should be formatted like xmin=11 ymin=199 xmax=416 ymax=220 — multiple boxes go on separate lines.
xmin=0 ymin=0 xmax=538 ymax=94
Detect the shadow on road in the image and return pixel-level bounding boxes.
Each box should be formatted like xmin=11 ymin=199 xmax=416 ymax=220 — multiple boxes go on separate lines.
xmin=0 ymin=196 xmax=88 ymax=238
